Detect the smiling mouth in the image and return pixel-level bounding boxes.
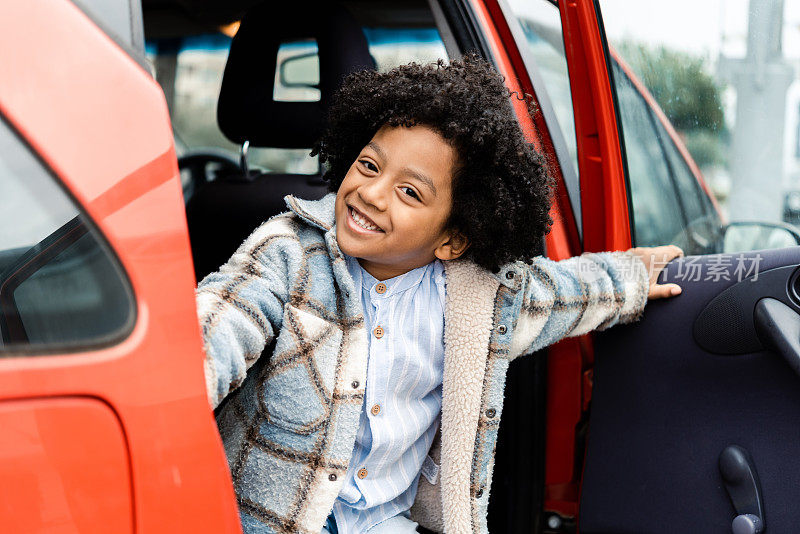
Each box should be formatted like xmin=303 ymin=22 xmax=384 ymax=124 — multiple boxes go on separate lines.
xmin=348 ymin=206 xmax=383 ymax=233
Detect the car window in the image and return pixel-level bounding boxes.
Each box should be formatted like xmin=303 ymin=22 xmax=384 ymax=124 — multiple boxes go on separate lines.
xmin=503 ymin=0 xmax=582 ymax=234
xmin=657 ymin=115 xmax=724 ymax=254
xmin=146 ymin=26 xmax=448 ymax=178
xmin=0 ymin=120 xmax=134 ymax=353
xmin=612 ymin=63 xmax=685 ymax=248
xmin=600 ymin=0 xmax=800 ymax=254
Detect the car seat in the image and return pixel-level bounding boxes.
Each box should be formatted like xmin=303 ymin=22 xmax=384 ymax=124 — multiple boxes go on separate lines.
xmin=186 ymin=1 xmax=376 ymax=281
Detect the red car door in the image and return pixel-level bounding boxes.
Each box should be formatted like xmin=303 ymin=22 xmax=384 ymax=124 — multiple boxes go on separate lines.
xmin=0 ymin=1 xmax=239 ymax=532
xmin=482 ymin=0 xmax=800 ymax=532
xmin=572 ymin=1 xmax=800 ymax=532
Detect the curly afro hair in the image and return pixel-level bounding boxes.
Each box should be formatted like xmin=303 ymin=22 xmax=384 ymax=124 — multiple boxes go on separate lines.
xmin=311 ymin=52 xmax=553 ymax=272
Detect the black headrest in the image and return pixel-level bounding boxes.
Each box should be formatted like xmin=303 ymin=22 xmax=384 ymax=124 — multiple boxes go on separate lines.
xmin=217 ymin=1 xmax=376 ymax=148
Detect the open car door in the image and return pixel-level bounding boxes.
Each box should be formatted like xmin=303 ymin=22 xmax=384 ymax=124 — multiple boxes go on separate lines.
xmin=487 ymin=0 xmax=800 ymax=530
xmin=581 ymin=249 xmax=800 ymax=532
xmin=569 ymin=0 xmax=800 ymax=532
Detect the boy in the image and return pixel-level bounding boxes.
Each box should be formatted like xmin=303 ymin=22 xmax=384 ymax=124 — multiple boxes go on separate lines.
xmin=197 ymin=54 xmax=682 ymax=534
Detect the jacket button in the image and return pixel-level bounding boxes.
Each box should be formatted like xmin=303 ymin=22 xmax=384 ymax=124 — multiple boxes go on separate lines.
xmin=498 ymin=325 xmax=507 ymax=334
xmin=505 ymin=271 xmax=515 ymax=280
xmin=357 ymin=468 xmax=368 ymax=479
xmin=351 ymin=380 xmax=359 ymax=389
xmin=328 ymin=473 xmax=337 ymax=481
xmin=476 ymin=488 xmax=484 ymax=498
xmin=486 ymin=408 xmax=496 ymax=418
xmin=371 ymin=404 xmax=381 ymax=416
xmin=373 ymin=326 xmax=384 ymax=338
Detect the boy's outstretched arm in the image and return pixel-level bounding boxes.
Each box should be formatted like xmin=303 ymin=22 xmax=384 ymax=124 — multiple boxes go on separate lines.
xmin=507 ymin=245 xmax=682 ymax=358
xmin=195 ymin=217 xmax=295 ymax=408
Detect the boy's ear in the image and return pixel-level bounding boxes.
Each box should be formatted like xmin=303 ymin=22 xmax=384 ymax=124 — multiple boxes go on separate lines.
xmin=434 ymin=230 xmax=470 ymax=261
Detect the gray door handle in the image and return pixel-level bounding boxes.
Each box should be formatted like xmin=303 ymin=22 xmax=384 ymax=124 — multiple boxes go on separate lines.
xmin=754 ymin=297 xmax=800 ymax=378
xmin=719 ymin=445 xmax=765 ymax=534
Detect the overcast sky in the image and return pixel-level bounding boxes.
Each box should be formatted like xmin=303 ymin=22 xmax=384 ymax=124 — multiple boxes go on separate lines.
xmin=599 ymin=0 xmax=800 ymax=61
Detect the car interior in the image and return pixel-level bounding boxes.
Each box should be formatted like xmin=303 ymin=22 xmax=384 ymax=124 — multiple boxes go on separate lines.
xmin=141 ymin=0 xmax=547 ymax=531
xmin=143 ymin=0 xmax=461 ymax=281
xmin=185 ymin=0 xmax=374 ymax=281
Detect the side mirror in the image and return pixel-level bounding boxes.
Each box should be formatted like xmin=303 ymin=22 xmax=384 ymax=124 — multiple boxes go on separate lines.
xmin=722 ymin=221 xmax=800 ymax=254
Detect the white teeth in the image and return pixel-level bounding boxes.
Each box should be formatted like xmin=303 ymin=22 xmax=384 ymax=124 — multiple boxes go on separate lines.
xmin=350 ymin=208 xmax=379 ymax=231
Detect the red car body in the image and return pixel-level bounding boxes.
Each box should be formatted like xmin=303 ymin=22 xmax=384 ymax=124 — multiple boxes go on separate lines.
xmin=0 ymin=0 xmax=720 ymax=531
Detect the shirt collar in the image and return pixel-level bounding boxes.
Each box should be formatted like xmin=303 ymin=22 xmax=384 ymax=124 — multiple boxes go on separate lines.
xmin=346 ymin=255 xmax=442 ymax=298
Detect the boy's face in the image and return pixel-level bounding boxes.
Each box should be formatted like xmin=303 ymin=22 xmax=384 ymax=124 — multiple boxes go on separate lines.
xmin=334 ymin=124 xmax=468 ymax=281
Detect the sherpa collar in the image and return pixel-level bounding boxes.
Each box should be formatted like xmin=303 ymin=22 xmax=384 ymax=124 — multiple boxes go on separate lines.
xmin=285 ymin=193 xmax=336 ymax=231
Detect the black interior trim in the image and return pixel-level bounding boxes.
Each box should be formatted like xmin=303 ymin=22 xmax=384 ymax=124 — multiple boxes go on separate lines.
xmin=435 ymin=0 xmax=492 ymax=59
xmin=488 ymin=351 xmax=547 ymax=534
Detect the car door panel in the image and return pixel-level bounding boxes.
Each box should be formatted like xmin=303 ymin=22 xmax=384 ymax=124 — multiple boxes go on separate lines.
xmin=0 ymin=1 xmax=240 ymax=531
xmin=580 ymin=248 xmax=800 ymax=533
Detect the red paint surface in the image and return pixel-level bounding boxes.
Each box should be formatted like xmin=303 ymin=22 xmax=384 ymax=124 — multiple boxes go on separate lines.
xmin=0 ymin=398 xmax=133 ymax=533
xmin=0 ymin=2 xmax=240 ymax=532
xmin=561 ymin=0 xmax=632 ymax=253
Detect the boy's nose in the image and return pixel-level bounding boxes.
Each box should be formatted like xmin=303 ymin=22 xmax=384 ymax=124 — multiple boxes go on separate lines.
xmin=358 ymin=177 xmax=390 ymax=211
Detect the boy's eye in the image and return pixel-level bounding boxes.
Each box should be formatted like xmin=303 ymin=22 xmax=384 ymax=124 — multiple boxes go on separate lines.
xmin=401 ymin=187 xmax=420 ymax=200
xmin=360 ymin=160 xmax=378 ymax=173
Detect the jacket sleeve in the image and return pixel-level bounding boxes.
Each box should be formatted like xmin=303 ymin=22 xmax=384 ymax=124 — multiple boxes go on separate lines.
xmin=507 ymin=251 xmax=649 ymax=359
xmin=195 ymin=217 xmax=295 ymax=408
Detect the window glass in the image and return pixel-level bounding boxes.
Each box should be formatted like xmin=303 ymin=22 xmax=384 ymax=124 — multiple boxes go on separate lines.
xmin=613 ymin=64 xmax=684 ymax=247
xmin=363 ymin=28 xmax=448 ymax=72
xmin=661 ymin=132 xmax=705 ymax=224
xmin=513 ymin=5 xmax=577 ymax=175
xmin=274 ymin=39 xmax=321 ymax=102
xmin=658 ymin=119 xmax=724 ymax=254
xmin=0 ymin=121 xmax=134 ymax=353
xmin=146 ymin=26 xmax=448 ymax=177
xmin=600 ymin=0 xmax=800 ymax=254
xmin=504 ymin=0 xmax=582 ymax=233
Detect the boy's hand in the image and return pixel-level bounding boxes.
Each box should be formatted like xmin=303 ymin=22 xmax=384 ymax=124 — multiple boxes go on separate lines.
xmin=627 ymin=245 xmax=684 ymax=300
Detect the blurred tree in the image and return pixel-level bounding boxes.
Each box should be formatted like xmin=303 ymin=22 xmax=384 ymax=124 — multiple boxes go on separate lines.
xmin=618 ymin=43 xmax=727 ymax=169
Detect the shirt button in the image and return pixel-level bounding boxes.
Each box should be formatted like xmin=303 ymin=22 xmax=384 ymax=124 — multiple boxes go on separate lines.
xmin=375 ymin=283 xmax=387 ymax=294
xmin=357 ymin=468 xmax=368 ymax=479
xmin=373 ymin=326 xmax=384 ymax=338
xmin=351 ymin=380 xmax=359 ymax=389
xmin=370 ymin=404 xmax=381 ymax=416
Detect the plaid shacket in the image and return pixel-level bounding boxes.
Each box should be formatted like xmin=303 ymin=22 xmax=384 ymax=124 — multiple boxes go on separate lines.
xmin=197 ymin=193 xmax=649 ymax=534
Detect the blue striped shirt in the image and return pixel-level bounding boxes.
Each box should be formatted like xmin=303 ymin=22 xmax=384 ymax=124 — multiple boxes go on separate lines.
xmin=332 ymin=256 xmax=446 ymax=533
